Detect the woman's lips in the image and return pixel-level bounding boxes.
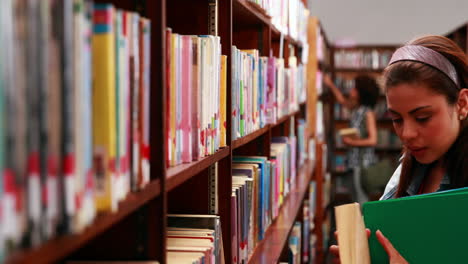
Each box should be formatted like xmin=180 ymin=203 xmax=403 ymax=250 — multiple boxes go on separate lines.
xmin=408 ymin=146 xmax=427 ymax=157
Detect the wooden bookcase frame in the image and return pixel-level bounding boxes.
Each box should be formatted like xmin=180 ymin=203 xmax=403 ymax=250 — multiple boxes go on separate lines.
xmin=6 ymin=0 xmax=326 ymax=263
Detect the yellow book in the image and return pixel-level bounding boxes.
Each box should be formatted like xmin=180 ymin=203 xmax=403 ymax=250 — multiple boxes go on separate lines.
xmin=339 ymin=127 xmax=359 ymax=138
xmin=334 ymin=203 xmax=370 ymax=264
xmin=92 ymin=4 xmax=117 ymax=212
xmin=170 ymin=33 xmax=177 ymax=166
xmin=220 ymin=55 xmax=227 ymax=147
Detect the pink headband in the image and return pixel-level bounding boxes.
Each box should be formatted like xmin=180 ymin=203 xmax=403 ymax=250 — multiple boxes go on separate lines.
xmin=388 ymin=45 xmax=460 ymax=88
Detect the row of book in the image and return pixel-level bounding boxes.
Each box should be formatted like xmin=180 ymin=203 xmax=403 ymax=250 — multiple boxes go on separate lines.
xmin=231 ymin=47 xmax=307 ymax=140
xmin=247 ymin=0 xmax=309 ymax=44
xmin=0 ymin=1 xmax=151 ymax=259
xmin=286 ymin=181 xmax=317 ymax=264
xmin=334 ymin=49 xmax=394 ymax=69
xmin=165 ymin=30 xmax=227 ymax=166
xmin=231 ymin=136 xmax=298 ymax=263
xmin=167 ymin=214 xmax=223 ymax=264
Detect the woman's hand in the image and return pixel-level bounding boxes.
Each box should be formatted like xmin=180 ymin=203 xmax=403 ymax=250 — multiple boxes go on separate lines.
xmin=342 ymin=136 xmax=355 ymax=146
xmin=376 ymin=230 xmax=408 ymax=264
xmin=329 ymin=229 xmax=371 ymax=264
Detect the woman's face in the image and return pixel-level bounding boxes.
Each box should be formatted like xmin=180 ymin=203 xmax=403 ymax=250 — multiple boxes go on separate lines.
xmin=386 ymin=82 xmax=460 ymax=164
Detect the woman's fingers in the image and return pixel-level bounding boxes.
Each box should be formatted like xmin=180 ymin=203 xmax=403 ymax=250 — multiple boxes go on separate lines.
xmin=376 ymin=230 xmax=408 ymax=264
xmin=330 ymin=245 xmax=340 ymax=264
xmin=376 ymin=230 xmax=397 ymax=258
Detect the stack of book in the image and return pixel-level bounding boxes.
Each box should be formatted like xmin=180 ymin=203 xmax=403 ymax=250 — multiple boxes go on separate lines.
xmin=0 ymin=0 xmax=151 ymax=258
xmin=165 ymin=30 xmax=227 ymax=166
xmin=334 ymin=49 xmax=393 ymax=69
xmin=231 ymin=47 xmax=307 ymax=140
xmin=167 ymin=214 xmax=224 ymax=264
xmin=231 ymin=136 xmax=296 ymax=262
xmin=246 ymin=0 xmax=309 ymax=44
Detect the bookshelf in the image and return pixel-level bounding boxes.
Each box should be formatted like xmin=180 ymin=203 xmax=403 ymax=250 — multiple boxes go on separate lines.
xmin=2 ymin=0 xmax=324 ymax=264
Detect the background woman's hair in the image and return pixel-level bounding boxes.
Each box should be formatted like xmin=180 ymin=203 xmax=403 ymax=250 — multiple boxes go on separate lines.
xmin=354 ymin=74 xmax=380 ymax=108
xmin=382 ymin=35 xmax=468 ymax=197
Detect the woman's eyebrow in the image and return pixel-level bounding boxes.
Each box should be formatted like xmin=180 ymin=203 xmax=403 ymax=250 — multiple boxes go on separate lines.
xmin=408 ymin=105 xmax=432 ymax=114
xmin=387 ymin=106 xmax=432 ymax=115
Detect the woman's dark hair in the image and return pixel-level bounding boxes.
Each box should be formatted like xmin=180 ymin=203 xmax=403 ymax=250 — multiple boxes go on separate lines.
xmin=383 ymin=35 xmax=468 ymax=197
xmin=355 ymin=75 xmax=380 ymax=108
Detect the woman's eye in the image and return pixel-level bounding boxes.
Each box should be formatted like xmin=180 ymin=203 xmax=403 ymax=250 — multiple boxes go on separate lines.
xmin=416 ymin=116 xmax=431 ymax=123
xmin=391 ymin=118 xmax=403 ymax=124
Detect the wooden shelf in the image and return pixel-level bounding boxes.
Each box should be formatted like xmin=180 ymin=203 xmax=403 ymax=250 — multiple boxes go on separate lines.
xmin=248 ymin=162 xmax=314 ymax=264
xmin=233 ymin=0 xmax=271 ymax=28
xmin=232 ymin=125 xmax=270 ymax=150
xmin=166 ymin=147 xmax=230 ymax=191
xmin=7 ymin=179 xmax=162 ymax=264
xmin=334 ymin=67 xmax=384 ymax=73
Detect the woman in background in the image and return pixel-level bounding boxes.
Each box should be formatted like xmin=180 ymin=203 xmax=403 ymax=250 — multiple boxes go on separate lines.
xmin=324 ymin=74 xmax=380 ymax=204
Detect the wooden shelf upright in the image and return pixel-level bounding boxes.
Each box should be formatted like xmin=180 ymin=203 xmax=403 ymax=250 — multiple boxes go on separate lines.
xmin=4 ymin=0 xmax=321 ymax=263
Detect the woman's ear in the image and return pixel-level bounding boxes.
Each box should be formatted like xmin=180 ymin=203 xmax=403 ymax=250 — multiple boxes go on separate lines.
xmin=457 ymin=88 xmax=468 ymax=119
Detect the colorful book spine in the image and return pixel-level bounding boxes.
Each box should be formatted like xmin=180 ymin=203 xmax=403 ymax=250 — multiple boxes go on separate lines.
xmin=165 ymin=28 xmax=172 ymax=166
xmin=92 ymin=3 xmax=117 ymax=212
xmin=181 ymin=36 xmax=193 ymax=163
xmin=0 ymin=4 xmax=5 ymax=257
xmin=120 ymin=11 xmax=130 ymax=197
xmin=169 ymin=33 xmax=177 ymax=165
xmin=131 ymin=13 xmax=141 ymax=187
xmin=79 ymin=0 xmax=95 ymax=231
xmin=114 ymin=9 xmax=123 ymax=204
xmin=191 ymin=36 xmax=201 ymax=160
xmin=139 ymin=17 xmax=151 ymax=187
xmin=220 ymin=55 xmax=227 ymax=147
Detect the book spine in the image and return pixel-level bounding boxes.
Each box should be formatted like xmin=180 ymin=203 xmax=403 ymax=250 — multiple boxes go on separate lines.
xmin=82 ymin=0 xmax=95 ymax=230
xmin=169 ymin=33 xmax=177 ymax=165
xmin=114 ymin=9 xmax=122 ymax=202
xmin=131 ymin=13 xmax=140 ymax=186
xmin=140 ymin=18 xmax=150 ymax=187
xmin=220 ymin=55 xmax=227 ymax=147
xmin=121 ymin=11 xmax=130 ymax=199
xmin=25 ymin=0 xmax=44 ymax=245
xmin=190 ymin=36 xmax=200 ymax=160
xmin=165 ymin=28 xmax=172 ymax=165
xmin=92 ymin=3 xmax=117 ymax=212
xmin=181 ymin=36 xmax=192 ymax=163
xmin=45 ymin=0 xmax=64 ymax=238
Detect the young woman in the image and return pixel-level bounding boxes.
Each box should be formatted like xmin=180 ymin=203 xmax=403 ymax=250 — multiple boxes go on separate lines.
xmin=331 ymin=35 xmax=468 ymax=263
xmin=323 ymin=74 xmax=380 ymax=203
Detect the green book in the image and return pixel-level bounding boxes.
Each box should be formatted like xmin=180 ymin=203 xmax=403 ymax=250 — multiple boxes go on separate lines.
xmin=363 ymin=187 xmax=468 ymax=264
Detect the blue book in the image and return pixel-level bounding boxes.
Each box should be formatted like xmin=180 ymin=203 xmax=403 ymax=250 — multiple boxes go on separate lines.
xmin=233 ymin=156 xmax=269 ymax=240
